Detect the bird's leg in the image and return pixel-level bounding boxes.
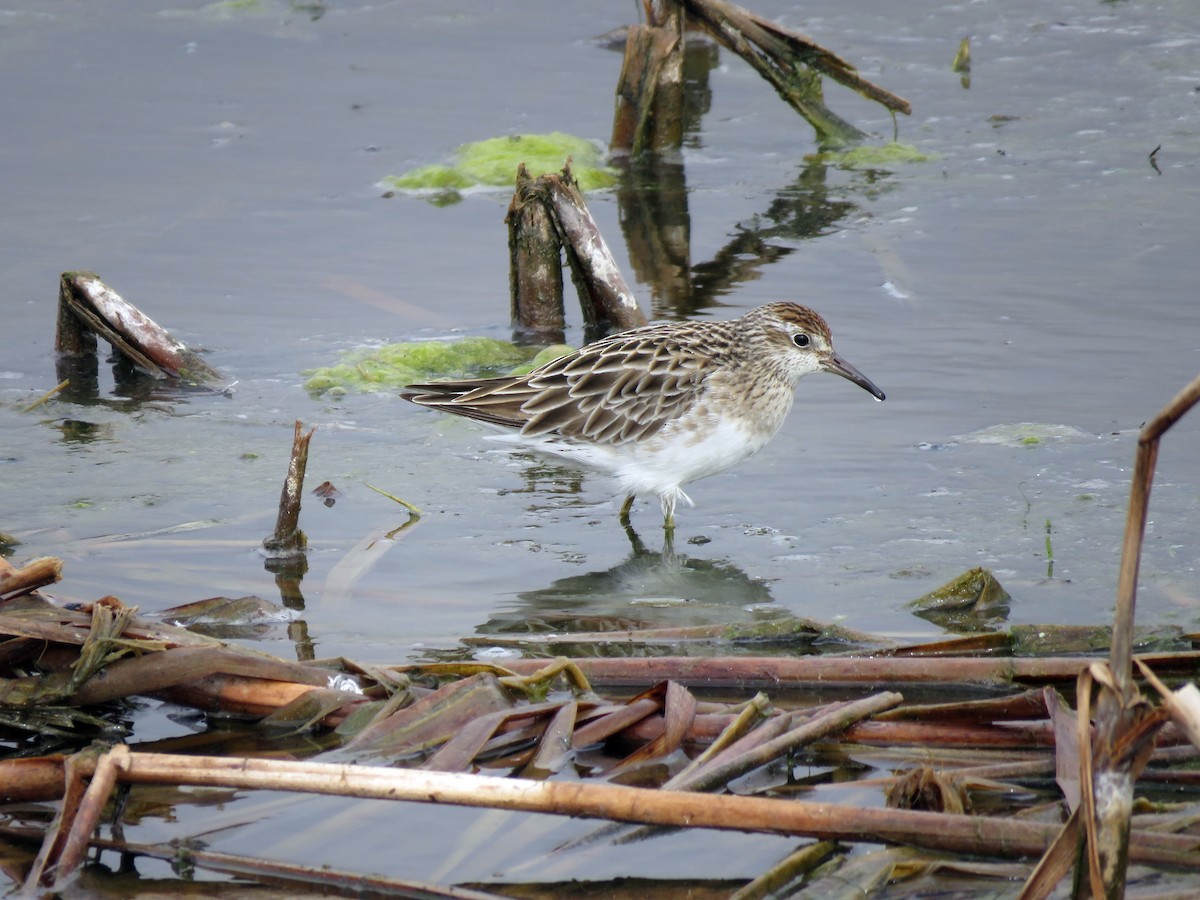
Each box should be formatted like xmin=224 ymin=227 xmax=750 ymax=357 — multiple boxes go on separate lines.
xmin=618 ymin=494 xmax=635 ymax=526
xmin=661 ymin=493 xmax=677 ymax=535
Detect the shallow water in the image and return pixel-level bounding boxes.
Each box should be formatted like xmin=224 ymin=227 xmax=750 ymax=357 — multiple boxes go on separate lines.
xmin=2 ymin=0 xmax=1200 ymax=887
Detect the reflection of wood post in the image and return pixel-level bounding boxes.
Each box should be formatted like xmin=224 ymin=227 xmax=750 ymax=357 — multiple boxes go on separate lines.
xmin=611 ymin=3 xmax=684 ymax=158
xmin=617 ymin=160 xmax=692 ymax=315
xmin=507 ymin=164 xmax=565 ymax=344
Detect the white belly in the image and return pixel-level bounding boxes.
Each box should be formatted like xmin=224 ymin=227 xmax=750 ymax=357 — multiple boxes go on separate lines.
xmin=613 ymin=413 xmax=772 ymax=498
xmin=485 ymin=398 xmax=785 ymax=510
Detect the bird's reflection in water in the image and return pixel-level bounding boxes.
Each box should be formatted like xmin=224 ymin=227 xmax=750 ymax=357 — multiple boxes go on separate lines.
xmin=476 ymin=505 xmax=777 ymax=642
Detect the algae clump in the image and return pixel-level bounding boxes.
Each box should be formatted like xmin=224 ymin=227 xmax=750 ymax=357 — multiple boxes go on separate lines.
xmin=388 ymin=165 xmax=473 ymax=191
xmin=383 ymin=132 xmax=616 ymax=199
xmin=508 ymin=344 xmax=575 ymax=376
xmin=909 ymin=567 xmax=1012 ymax=633
xmin=305 ymin=338 xmax=573 ymax=397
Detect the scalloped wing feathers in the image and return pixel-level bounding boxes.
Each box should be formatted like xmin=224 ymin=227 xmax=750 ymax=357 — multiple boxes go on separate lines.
xmin=402 ymin=324 xmax=720 ymax=445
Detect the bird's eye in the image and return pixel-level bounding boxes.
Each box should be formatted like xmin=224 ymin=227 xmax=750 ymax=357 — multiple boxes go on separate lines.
xmin=792 ymin=333 xmax=810 ymax=348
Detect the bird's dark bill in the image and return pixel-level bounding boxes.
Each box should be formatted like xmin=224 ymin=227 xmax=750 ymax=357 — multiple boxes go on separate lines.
xmin=822 ymin=352 xmax=885 ymax=401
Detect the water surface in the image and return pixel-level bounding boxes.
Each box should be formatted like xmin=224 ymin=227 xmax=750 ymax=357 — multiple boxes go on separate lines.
xmin=2 ymin=0 xmax=1199 ymax=887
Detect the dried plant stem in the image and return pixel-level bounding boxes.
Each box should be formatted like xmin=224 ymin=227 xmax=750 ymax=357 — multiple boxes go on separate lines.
xmin=22 ymin=379 xmax=70 ymax=412
xmin=0 ymin=556 xmax=62 ymax=603
xmin=1110 ymin=372 xmax=1200 ymax=697
xmin=22 ymin=750 xmax=91 ymax=890
xmin=730 ymin=840 xmax=840 ymax=900
xmin=501 ymin=652 xmax=1200 ymax=690
xmin=46 ymin=745 xmax=128 ymax=889
xmin=683 ymin=0 xmax=905 ymax=146
xmin=79 ymin=832 xmax=506 ymax=899
xmin=1092 ymin=372 xmax=1200 ymax=895
xmin=262 ymin=420 xmax=316 ymax=559
xmin=1022 ymin=371 xmax=1200 ymax=900
xmin=27 ymin=747 xmax=1200 ymax=884
xmin=671 ymin=691 xmax=902 ymax=792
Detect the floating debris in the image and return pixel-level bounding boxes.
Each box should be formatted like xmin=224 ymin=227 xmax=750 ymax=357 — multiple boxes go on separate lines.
xmin=955 ymin=422 xmax=1094 ymax=448
xmin=909 ymin=567 xmax=1011 ymax=633
xmin=304 ymin=336 xmax=559 ymax=397
xmin=382 ymin=132 xmax=617 ymax=200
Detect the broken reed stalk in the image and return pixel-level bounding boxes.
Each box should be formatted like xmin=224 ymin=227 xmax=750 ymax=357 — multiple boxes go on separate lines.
xmin=22 ymin=379 xmax=70 ymax=413
xmin=41 ymin=746 xmax=127 ymax=891
xmin=25 ymin=745 xmax=1200 ymax=887
xmin=69 ymin=644 xmax=333 ymax=709
xmin=23 ymin=750 xmax=91 ymax=892
xmin=729 ymin=1 xmax=911 ymax=114
xmin=1077 ymin=664 xmax=1165 ymax=900
xmin=683 ymin=0 xmax=908 ymax=147
xmin=1105 ymin=376 xmax=1200 ymax=895
xmin=612 ymin=0 xmax=912 ymax=152
xmin=1022 ymin=371 xmax=1200 ymax=900
xmin=630 ymin=713 xmax=1058 ymax=750
xmin=46 ymin=832 xmax=469 ymax=899
xmin=262 ymin=420 xmax=316 ymax=559
xmin=1110 ymin=371 xmax=1200 ymax=698
xmin=605 ymin=679 xmax=697 ymax=774
xmin=55 ymin=271 xmax=222 ymax=384
xmin=1093 ymin=371 xmax=1200 ymax=898
xmin=460 ymin=615 xmax=880 ymax=649
xmin=670 ymin=691 xmax=902 ymax=792
xmin=498 ymin=652 xmax=1200 ymax=690
xmin=667 ymin=692 xmax=775 ymax=786
xmin=731 ymin=841 xmax=839 ymax=900
xmin=507 ymin=164 xmax=646 ymax=339
xmin=0 ymin=557 xmax=62 ymax=603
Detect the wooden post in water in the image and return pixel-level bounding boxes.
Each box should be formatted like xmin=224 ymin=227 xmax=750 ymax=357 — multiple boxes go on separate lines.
xmin=507 ymin=164 xmax=566 ymax=344
xmin=611 ymin=1 xmax=685 ymax=158
xmin=507 ymin=164 xmax=646 ymax=342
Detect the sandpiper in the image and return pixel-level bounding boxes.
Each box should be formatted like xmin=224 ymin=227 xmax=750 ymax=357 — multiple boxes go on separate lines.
xmin=403 ymin=302 xmax=885 ymax=530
